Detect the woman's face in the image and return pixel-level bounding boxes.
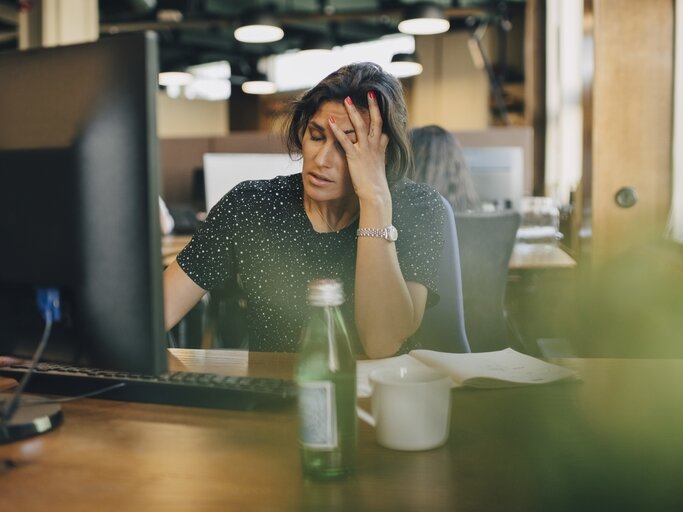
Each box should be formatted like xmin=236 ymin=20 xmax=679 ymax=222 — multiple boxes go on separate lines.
xmin=301 ymin=100 xmax=370 ymax=205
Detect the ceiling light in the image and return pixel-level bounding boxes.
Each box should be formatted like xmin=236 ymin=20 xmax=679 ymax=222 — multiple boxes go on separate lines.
xmin=296 ymin=47 xmax=334 ymax=59
xmin=187 ymin=61 xmax=232 ymax=80
xmin=398 ymin=2 xmax=450 ymax=36
xmin=234 ymin=10 xmax=284 ymax=43
xmin=242 ymin=71 xmax=277 ymax=95
xmin=386 ymin=53 xmax=423 ymax=78
xmin=158 ymin=71 xmax=193 ymax=87
xmin=184 ymin=79 xmax=231 ymax=101
xmin=159 ymin=71 xmax=193 ymax=99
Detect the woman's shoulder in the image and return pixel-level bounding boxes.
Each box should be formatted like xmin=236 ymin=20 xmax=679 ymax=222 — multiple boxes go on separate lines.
xmin=213 ymin=174 xmax=302 ymax=210
xmin=205 ymin=174 xmax=302 ymax=226
xmin=392 ymin=179 xmax=445 ymax=210
xmin=230 ymin=173 xmax=302 ymax=198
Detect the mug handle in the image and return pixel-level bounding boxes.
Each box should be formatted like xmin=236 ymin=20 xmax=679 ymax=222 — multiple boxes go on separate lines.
xmin=356 ymin=406 xmax=375 ymax=427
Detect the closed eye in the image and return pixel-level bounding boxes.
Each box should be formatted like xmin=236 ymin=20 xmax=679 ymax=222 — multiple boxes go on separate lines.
xmin=308 ymin=126 xmax=325 ymax=142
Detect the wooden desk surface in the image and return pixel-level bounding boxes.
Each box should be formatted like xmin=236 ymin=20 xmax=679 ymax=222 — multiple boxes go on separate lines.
xmin=163 ymin=236 xmax=577 ymax=271
xmin=161 ymin=234 xmax=192 ymax=267
xmin=2 ymin=352 xmax=682 ymax=511
xmin=508 ymin=242 xmax=577 ymax=270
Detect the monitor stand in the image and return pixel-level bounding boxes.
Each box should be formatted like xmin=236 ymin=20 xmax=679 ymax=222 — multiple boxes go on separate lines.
xmin=0 ymin=393 xmax=63 ymax=444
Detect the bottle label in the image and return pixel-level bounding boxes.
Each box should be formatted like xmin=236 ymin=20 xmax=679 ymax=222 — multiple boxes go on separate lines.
xmin=298 ymin=380 xmax=338 ymax=449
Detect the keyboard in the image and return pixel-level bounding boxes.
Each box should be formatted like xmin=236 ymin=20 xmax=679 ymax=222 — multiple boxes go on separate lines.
xmin=0 ymin=362 xmax=297 ymax=411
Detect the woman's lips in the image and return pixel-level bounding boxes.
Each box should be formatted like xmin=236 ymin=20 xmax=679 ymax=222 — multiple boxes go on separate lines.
xmin=307 ymin=172 xmax=333 ymax=186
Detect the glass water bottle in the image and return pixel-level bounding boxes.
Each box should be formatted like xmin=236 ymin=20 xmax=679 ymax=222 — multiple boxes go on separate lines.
xmin=296 ymin=279 xmax=357 ymax=479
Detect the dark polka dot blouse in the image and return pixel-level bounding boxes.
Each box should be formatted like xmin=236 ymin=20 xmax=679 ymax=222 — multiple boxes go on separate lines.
xmin=177 ymin=173 xmax=445 ymax=354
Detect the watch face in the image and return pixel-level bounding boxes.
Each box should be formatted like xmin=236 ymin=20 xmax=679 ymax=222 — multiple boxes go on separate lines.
xmin=386 ymin=225 xmax=398 ymax=242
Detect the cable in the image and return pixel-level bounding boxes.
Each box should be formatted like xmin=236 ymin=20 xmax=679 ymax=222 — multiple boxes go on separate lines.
xmin=0 ymin=287 xmax=61 ymax=424
xmin=0 ymin=311 xmax=53 ymax=423
xmin=8 ymin=382 xmax=126 ymax=406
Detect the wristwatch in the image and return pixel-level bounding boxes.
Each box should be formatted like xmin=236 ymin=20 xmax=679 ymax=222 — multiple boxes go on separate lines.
xmin=356 ymin=225 xmax=398 ymax=242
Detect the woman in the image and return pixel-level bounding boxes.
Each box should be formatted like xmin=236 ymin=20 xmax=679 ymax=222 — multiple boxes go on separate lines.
xmin=410 ymin=125 xmax=481 ymax=213
xmin=164 ymin=63 xmax=446 ymax=359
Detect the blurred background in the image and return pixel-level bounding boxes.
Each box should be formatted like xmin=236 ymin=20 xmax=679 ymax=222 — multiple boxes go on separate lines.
xmin=0 ymin=0 xmax=681 ymax=358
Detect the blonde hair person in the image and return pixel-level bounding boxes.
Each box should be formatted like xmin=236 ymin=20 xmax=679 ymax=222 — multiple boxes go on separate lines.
xmin=409 ymin=125 xmax=481 ymax=213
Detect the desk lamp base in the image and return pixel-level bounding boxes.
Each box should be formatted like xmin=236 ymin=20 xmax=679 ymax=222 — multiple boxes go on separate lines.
xmin=0 ymin=393 xmax=63 ymax=444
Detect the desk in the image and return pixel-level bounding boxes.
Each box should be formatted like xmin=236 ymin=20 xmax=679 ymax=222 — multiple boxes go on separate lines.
xmin=161 ymin=234 xmax=192 ymax=267
xmin=508 ymin=242 xmax=576 ymax=270
xmin=2 ymin=352 xmax=682 ymax=511
xmin=506 ymin=244 xmax=577 ymax=354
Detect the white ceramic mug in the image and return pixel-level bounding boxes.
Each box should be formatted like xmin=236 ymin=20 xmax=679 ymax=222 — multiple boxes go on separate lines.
xmin=357 ymin=366 xmax=452 ymax=451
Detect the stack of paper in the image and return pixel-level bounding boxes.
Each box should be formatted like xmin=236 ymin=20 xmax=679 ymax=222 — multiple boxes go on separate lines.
xmin=357 ymin=348 xmax=578 ymax=397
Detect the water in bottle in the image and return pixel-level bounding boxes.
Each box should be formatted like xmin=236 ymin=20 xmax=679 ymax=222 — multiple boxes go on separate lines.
xmin=296 ymin=279 xmax=357 ymax=479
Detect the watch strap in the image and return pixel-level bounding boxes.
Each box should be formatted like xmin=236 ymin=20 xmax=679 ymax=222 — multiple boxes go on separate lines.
xmin=356 ymin=225 xmax=398 ymax=242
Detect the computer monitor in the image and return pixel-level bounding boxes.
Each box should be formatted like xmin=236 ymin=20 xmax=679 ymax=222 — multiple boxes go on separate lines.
xmin=0 ymin=33 xmax=166 ymax=375
xmin=462 ymin=146 xmax=525 ymax=211
xmin=203 ymin=153 xmax=303 ymax=211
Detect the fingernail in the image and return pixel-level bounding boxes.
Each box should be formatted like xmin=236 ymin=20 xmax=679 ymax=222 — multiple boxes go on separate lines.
xmin=329 ymin=115 xmax=336 ymax=124
xmin=344 ymin=96 xmax=353 ymax=106
xmin=368 ymin=90 xmax=376 ymax=100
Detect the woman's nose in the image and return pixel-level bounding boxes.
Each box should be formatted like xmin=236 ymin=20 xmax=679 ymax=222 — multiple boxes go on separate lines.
xmin=315 ymin=140 xmax=337 ymax=168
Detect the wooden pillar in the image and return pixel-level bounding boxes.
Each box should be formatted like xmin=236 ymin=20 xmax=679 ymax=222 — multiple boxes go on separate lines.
xmin=524 ymin=0 xmax=546 ymax=196
xmin=586 ymin=0 xmax=674 ymax=264
xmin=19 ymin=0 xmax=98 ymax=49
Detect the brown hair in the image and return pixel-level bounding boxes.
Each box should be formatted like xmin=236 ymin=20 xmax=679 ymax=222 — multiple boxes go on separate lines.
xmin=282 ymin=62 xmax=413 ymax=186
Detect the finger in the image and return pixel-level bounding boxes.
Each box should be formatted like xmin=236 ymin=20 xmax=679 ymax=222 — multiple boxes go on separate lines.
xmin=367 ymin=90 xmax=383 ymax=143
xmin=327 ymin=115 xmax=355 ymax=154
xmin=0 ymin=356 xmax=24 ymax=367
xmin=379 ymin=133 xmax=389 ymax=151
xmin=343 ymin=96 xmax=369 ymax=143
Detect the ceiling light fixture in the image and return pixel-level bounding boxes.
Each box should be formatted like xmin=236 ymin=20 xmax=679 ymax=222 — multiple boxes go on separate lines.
xmin=398 ymin=2 xmax=450 ymax=36
xmin=242 ymin=71 xmax=277 ymax=95
xmin=158 ymin=71 xmax=193 ymax=87
xmin=386 ymin=53 xmax=423 ymax=78
xmin=158 ymin=71 xmax=193 ymax=98
xmin=187 ymin=60 xmax=232 ymax=80
xmin=234 ymin=9 xmax=284 ymax=44
xmin=184 ymin=78 xmax=232 ymax=101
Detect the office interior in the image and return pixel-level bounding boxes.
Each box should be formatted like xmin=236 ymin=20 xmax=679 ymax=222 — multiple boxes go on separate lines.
xmin=1 ymin=1 xmax=683 ymax=510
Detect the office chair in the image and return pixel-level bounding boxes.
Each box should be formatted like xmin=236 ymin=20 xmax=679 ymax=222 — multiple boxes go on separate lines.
xmin=454 ymin=210 xmax=521 ymax=352
xmin=417 ymin=196 xmax=471 ymax=353
xmin=209 ymin=280 xmax=250 ymax=349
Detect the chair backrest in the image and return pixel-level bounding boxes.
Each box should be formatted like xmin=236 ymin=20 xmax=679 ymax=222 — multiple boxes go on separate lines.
xmin=418 ymin=196 xmax=471 ymax=353
xmin=454 ymin=210 xmax=521 ymax=352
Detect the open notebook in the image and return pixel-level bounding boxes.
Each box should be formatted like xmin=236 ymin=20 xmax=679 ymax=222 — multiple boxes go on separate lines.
xmin=357 ymin=348 xmax=578 ymax=397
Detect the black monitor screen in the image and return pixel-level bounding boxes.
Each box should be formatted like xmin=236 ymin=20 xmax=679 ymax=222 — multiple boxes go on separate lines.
xmin=0 ymin=33 xmax=166 ymax=375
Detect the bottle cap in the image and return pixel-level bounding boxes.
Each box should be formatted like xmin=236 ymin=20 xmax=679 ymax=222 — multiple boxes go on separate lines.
xmin=307 ymin=279 xmax=345 ymax=306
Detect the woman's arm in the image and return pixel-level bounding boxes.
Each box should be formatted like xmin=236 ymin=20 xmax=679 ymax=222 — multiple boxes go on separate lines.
xmin=328 ymin=93 xmax=427 ymax=358
xmin=163 ymin=260 xmax=207 ymax=331
xmin=355 ymin=230 xmax=429 ymax=358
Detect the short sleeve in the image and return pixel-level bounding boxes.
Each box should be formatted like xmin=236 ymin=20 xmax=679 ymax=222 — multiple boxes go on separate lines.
xmin=393 ymin=182 xmax=446 ymax=307
xmin=175 ymin=186 xmax=244 ymax=290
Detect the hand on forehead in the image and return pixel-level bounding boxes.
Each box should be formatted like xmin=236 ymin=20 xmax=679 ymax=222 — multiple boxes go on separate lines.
xmin=315 ymin=101 xmax=370 ymax=135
